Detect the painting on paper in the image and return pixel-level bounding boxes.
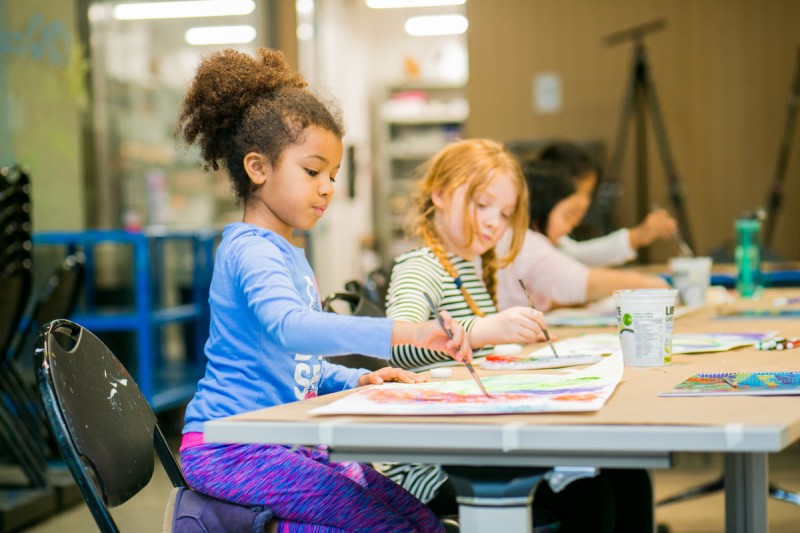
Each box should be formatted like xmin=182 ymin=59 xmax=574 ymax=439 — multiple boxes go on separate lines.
xmin=311 ymin=352 xmax=623 ymax=416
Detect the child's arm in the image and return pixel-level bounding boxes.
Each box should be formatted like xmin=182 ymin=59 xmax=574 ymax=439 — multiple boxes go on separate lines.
xmin=585 ymin=267 xmax=669 ymax=301
xmin=391 ymin=310 xmax=472 ymax=362
xmin=558 ymin=230 xmax=636 ymax=267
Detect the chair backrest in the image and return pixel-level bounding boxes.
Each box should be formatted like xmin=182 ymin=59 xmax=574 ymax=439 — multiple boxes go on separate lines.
xmin=9 ymin=254 xmax=85 ymax=363
xmin=322 ymin=291 xmax=390 ymax=371
xmin=32 ymin=254 xmax=86 ymax=328
xmin=0 ymin=259 xmax=32 ymax=359
xmin=34 ymin=319 xmax=185 ymax=532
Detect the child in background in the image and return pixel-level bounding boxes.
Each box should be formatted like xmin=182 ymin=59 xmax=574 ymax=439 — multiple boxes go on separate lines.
xmin=497 ymin=159 xmax=669 ymax=311
xmin=539 ymin=141 xmax=678 ymax=266
xmin=386 ymin=138 xmax=548 ymax=371
xmin=176 ymin=47 xmax=471 ymax=533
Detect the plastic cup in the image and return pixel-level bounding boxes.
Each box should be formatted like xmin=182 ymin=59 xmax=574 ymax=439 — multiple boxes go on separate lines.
xmin=614 ymin=289 xmax=679 ymax=367
xmin=669 ymin=256 xmax=712 ymax=306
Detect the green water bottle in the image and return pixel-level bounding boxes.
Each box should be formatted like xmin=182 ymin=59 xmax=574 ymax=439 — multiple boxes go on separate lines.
xmin=734 ymin=217 xmax=762 ymax=298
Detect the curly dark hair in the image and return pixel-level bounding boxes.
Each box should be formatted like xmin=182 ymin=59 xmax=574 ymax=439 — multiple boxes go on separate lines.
xmin=176 ymin=48 xmax=345 ymax=203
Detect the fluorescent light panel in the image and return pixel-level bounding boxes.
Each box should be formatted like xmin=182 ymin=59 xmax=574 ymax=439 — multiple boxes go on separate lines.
xmin=405 ymin=14 xmax=467 ymax=36
xmin=114 ymin=0 xmax=255 ymax=20
xmin=367 ymin=0 xmax=465 ymax=7
xmin=296 ymin=0 xmax=315 ymax=15
xmin=185 ymin=25 xmax=256 ymax=45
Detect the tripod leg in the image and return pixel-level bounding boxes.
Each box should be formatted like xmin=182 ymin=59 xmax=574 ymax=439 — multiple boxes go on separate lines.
xmin=599 ymin=46 xmax=641 ymax=235
xmin=640 ymin=56 xmax=695 ymax=251
xmin=763 ymin=46 xmax=800 ymax=246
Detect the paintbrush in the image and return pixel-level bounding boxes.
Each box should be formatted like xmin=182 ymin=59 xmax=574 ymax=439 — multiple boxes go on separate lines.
xmin=422 ymin=292 xmax=491 ymax=398
xmin=673 ymin=230 xmax=694 ymax=258
xmin=518 ymin=279 xmax=559 ymax=358
xmin=652 ymin=203 xmax=694 ymax=257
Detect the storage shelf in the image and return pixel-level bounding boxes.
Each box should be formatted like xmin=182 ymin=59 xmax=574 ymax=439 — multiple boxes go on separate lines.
xmin=373 ymin=85 xmax=469 ymax=266
xmin=33 ymin=228 xmax=219 ymax=412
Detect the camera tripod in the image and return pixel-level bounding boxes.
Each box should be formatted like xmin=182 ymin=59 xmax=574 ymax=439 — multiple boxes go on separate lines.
xmin=593 ymin=19 xmax=695 ymax=257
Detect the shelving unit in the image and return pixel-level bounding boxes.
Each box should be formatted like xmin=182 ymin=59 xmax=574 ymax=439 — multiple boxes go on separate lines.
xmin=32 ymin=229 xmax=219 ymax=412
xmin=372 ymin=83 xmax=469 ymax=266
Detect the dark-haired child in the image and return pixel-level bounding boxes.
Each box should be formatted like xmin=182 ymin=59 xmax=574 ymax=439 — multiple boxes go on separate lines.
xmin=539 ymin=141 xmax=678 ymax=266
xmin=497 ymin=160 xmax=668 ymax=311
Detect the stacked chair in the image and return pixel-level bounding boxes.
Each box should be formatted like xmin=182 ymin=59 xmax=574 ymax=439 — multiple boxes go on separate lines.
xmin=0 ymin=165 xmax=86 ymax=531
xmin=0 ymin=164 xmax=56 ymax=531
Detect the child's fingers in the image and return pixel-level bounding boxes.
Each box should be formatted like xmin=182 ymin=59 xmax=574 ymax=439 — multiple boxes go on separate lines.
xmin=397 ymin=369 xmax=426 ymax=383
xmin=452 ymin=339 xmax=472 ymax=362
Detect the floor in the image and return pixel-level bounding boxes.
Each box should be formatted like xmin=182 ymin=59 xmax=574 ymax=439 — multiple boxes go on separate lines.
xmin=18 ymin=440 xmax=800 ymax=532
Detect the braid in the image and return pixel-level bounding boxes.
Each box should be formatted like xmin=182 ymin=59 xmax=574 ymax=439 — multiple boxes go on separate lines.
xmin=420 ymin=219 xmax=486 ymax=317
xmin=481 ymin=248 xmax=499 ymax=308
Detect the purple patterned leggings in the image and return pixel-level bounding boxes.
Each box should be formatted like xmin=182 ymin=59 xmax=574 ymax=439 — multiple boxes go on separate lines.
xmin=181 ymin=443 xmax=444 ymax=533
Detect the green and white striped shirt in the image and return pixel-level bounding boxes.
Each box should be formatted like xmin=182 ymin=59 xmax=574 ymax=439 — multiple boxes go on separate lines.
xmin=387 ymin=247 xmax=497 ymax=371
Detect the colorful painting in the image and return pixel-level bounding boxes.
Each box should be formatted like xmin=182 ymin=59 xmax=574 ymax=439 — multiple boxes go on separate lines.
xmin=660 ymin=371 xmax=800 ymax=397
xmin=310 ymin=352 xmax=623 ymax=416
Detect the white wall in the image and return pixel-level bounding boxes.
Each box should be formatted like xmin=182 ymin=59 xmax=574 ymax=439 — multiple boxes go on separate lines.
xmin=304 ymin=0 xmax=466 ymax=296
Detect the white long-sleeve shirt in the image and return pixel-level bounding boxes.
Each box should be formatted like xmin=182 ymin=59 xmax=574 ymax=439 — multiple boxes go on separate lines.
xmin=558 ymin=229 xmax=636 ymax=267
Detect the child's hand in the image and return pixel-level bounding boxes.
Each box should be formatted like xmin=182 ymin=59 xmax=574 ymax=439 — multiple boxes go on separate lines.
xmin=358 ymin=367 xmax=428 ymax=386
xmin=414 ymin=310 xmax=473 ymax=363
xmin=469 ymin=306 xmax=548 ymax=347
xmin=629 ymin=209 xmax=678 ymax=249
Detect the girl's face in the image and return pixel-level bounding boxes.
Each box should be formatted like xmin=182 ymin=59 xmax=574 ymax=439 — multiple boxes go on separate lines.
xmin=243 ymin=126 xmax=342 ymax=240
xmin=545 ymin=192 xmax=591 ymax=244
xmin=434 ymin=172 xmax=518 ymax=260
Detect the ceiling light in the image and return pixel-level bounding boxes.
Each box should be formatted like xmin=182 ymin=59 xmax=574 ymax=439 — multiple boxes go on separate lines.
xmin=185 ymin=25 xmax=257 ymax=45
xmin=296 ymin=0 xmax=315 ymax=15
xmin=367 ymin=0 xmax=465 ymax=7
xmin=113 ymin=0 xmax=255 ymax=20
xmin=404 ymin=14 xmax=467 ymax=36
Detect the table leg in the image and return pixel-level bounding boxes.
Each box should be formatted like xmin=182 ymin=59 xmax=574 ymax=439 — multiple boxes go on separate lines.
xmin=443 ymin=465 xmax=546 ymax=533
xmin=724 ymin=452 xmax=768 ymax=533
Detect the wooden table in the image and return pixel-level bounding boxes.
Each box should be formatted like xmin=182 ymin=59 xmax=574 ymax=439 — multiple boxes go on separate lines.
xmin=205 ymin=289 xmax=800 ymax=533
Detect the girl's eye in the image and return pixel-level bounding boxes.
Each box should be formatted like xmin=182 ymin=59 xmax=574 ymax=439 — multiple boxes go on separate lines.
xmin=306 ymin=169 xmax=319 ymax=177
xmin=329 ymin=176 xmax=337 ymax=184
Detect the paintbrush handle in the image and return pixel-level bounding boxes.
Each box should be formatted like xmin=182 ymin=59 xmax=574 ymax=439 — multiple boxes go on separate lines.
xmin=543 ymin=332 xmax=559 ymax=357
xmin=463 ymin=361 xmax=491 ymax=398
xmin=518 ymin=279 xmax=559 ymax=358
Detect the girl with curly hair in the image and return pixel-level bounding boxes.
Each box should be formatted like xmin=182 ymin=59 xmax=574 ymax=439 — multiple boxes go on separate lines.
xmin=176 ymin=47 xmax=471 ymax=533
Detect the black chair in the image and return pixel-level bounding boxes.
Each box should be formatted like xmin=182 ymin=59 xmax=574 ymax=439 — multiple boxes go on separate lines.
xmin=322 ymin=291 xmax=390 ymax=371
xmin=11 ymin=253 xmax=85 ymax=362
xmin=34 ymin=319 xmax=187 ymax=532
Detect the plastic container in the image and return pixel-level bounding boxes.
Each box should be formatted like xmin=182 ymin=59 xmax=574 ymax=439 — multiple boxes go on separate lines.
xmin=669 ymin=256 xmax=712 ymax=306
xmin=614 ymin=289 xmax=678 ymax=367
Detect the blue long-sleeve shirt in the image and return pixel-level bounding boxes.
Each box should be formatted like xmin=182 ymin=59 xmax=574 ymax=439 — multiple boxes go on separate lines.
xmin=184 ymin=223 xmax=394 ymax=433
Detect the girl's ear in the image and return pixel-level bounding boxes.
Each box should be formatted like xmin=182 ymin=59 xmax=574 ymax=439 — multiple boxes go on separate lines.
xmin=243 ymin=152 xmax=269 ymax=186
xmin=431 ymin=189 xmax=446 ymax=209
